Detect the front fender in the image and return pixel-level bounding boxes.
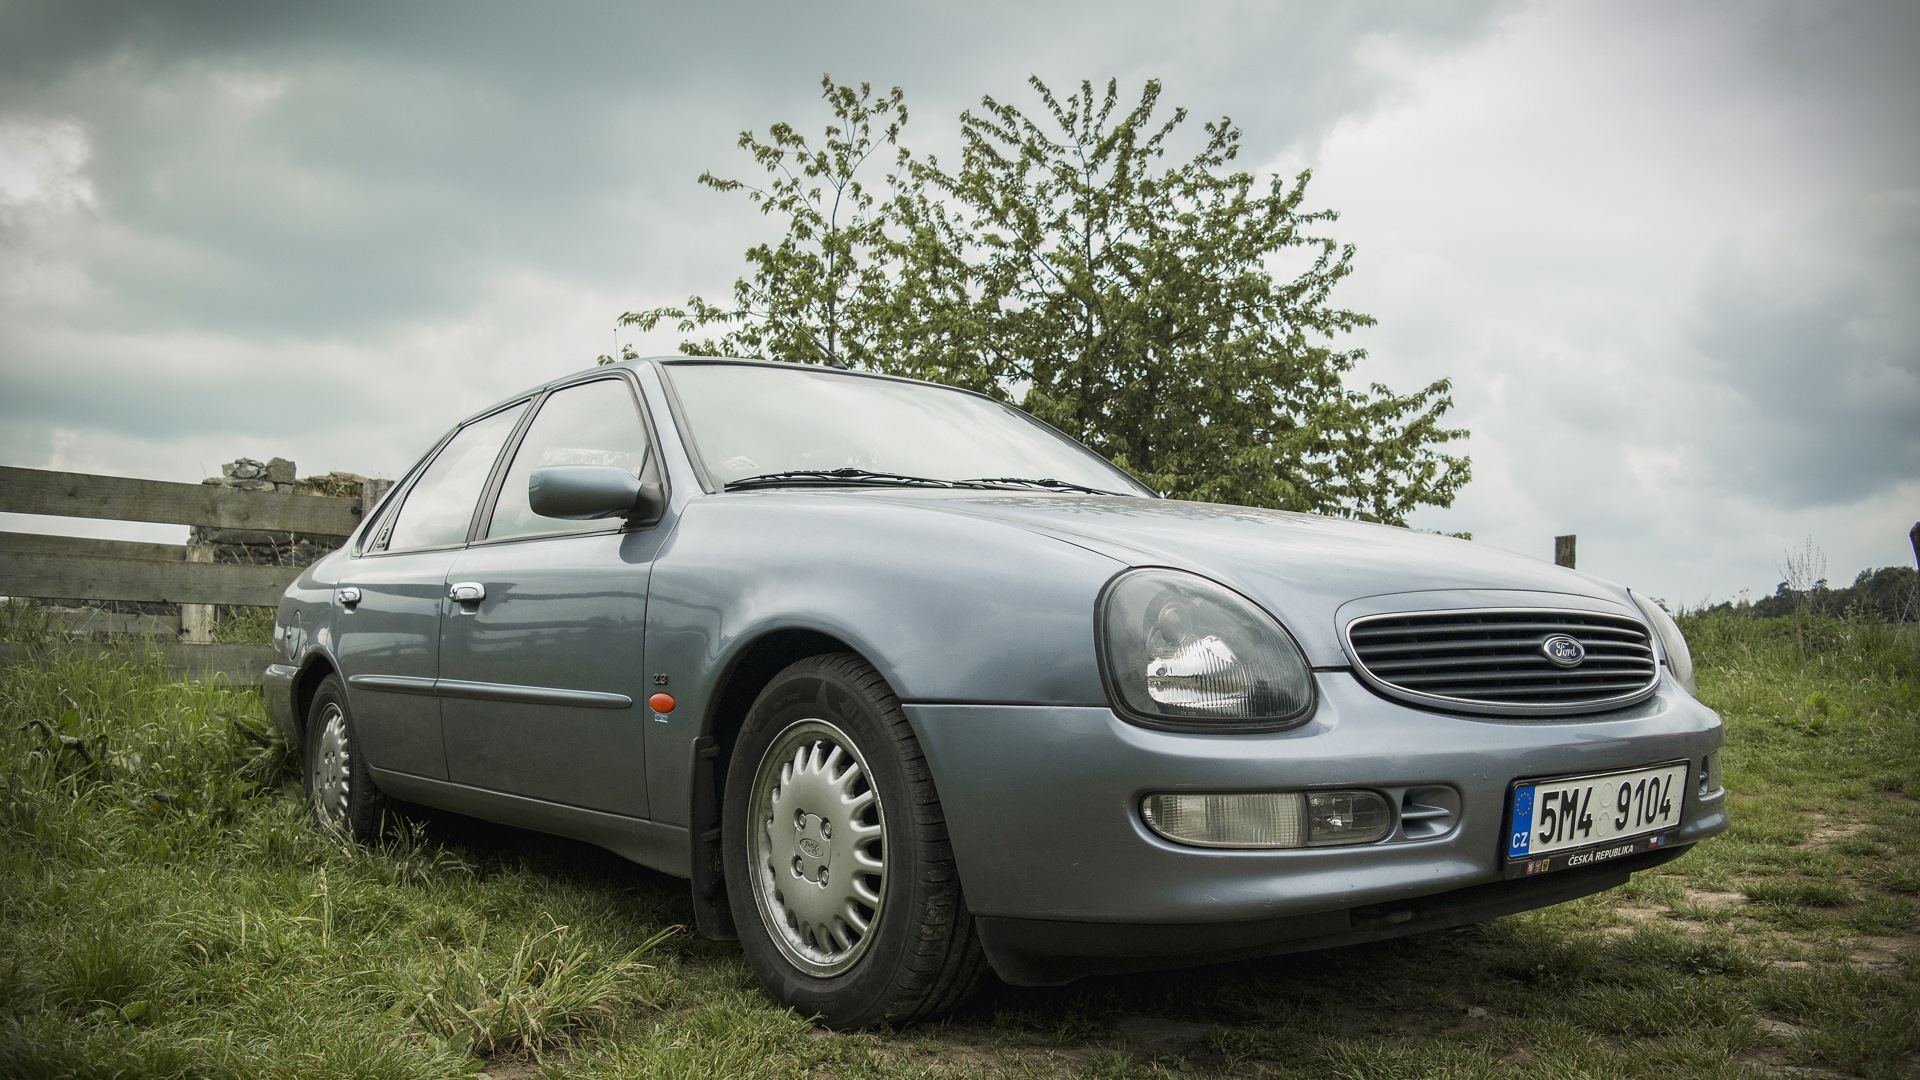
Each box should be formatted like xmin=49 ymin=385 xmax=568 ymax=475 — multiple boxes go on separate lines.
xmin=641 ymin=493 xmax=1126 ymax=828
xmin=652 ymin=493 xmax=1124 ymax=705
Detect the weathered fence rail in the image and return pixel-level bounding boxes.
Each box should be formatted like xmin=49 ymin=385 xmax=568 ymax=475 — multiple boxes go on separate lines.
xmin=0 ymin=465 xmax=362 ymax=535
xmin=0 ymin=532 xmax=303 ymax=608
xmin=0 ymin=463 xmax=381 ymax=683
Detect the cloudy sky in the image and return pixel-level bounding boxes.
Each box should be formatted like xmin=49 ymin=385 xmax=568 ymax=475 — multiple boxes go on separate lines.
xmin=2 ymin=0 xmax=1914 ymax=606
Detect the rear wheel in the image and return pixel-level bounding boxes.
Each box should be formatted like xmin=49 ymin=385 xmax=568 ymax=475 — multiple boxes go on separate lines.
xmin=723 ymin=653 xmax=985 ymax=1027
xmin=304 ymin=674 xmax=387 ymax=841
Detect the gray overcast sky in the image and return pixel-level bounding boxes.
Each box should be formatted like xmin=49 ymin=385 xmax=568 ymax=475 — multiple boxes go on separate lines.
xmin=2 ymin=0 xmax=1914 ymax=606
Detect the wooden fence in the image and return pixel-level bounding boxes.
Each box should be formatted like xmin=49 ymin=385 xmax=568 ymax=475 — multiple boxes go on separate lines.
xmin=0 ymin=465 xmax=376 ymax=683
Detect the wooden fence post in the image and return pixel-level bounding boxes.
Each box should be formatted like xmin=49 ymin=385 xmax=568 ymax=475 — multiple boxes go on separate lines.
xmin=359 ymin=476 xmax=391 ymax=522
xmin=179 ymin=541 xmax=216 ymax=643
xmin=1554 ymin=534 xmax=1576 ymax=569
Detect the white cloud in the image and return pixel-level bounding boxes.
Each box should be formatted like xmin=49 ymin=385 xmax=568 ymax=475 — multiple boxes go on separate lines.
xmin=1688 ymin=193 xmax=1920 ymax=507
xmin=3 ymin=269 xmax=657 ymax=484
xmin=0 ymin=116 xmax=94 ymax=207
xmin=1289 ymin=0 xmax=1920 ymax=601
xmin=0 ymin=117 xmax=99 ymax=312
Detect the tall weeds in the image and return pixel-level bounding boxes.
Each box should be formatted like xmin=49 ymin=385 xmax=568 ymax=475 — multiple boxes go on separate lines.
xmin=0 ymin=643 xmax=676 ymax=1078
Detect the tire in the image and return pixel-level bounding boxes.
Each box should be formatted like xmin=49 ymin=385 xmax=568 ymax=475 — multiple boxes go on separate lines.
xmin=304 ymin=673 xmax=387 ymax=842
xmin=722 ymin=653 xmax=986 ymax=1027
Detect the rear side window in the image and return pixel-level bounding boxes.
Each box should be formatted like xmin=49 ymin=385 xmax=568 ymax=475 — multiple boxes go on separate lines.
xmin=384 ymin=403 xmax=527 ymax=552
xmin=487 ymin=378 xmax=653 ymax=541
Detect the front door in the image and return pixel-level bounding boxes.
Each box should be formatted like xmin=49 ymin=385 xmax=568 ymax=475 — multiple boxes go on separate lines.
xmin=437 ymin=375 xmax=666 ymax=819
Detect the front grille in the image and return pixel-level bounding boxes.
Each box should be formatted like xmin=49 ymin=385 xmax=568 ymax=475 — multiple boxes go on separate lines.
xmin=1346 ymin=609 xmax=1658 ymax=717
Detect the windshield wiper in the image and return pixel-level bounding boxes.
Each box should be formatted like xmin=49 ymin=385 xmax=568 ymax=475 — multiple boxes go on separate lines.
xmin=724 ymin=467 xmax=956 ymax=491
xmin=956 ymin=476 xmax=1134 ymax=496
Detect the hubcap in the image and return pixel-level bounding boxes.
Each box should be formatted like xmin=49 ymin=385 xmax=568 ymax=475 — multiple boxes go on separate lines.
xmin=311 ymin=703 xmax=351 ymax=828
xmin=747 ymin=718 xmax=886 ymax=977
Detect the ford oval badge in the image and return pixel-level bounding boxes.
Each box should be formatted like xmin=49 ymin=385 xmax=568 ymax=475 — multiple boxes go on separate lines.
xmin=1541 ymin=634 xmax=1586 ymax=668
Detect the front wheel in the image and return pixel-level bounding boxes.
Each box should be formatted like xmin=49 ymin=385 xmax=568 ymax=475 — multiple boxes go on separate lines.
xmin=722 ymin=654 xmax=985 ymax=1027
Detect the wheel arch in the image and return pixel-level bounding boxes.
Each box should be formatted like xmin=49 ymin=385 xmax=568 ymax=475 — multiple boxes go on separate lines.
xmin=688 ymin=625 xmax=875 ymax=940
xmin=290 ymin=651 xmax=341 ymax=754
xmin=702 ymin=627 xmax=867 ymax=760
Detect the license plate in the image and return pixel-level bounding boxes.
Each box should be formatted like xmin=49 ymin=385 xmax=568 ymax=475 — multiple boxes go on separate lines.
xmin=1505 ymin=762 xmax=1687 ymax=873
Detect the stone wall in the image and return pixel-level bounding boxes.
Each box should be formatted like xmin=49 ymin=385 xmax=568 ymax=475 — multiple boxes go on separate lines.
xmin=193 ymin=457 xmax=393 ymax=568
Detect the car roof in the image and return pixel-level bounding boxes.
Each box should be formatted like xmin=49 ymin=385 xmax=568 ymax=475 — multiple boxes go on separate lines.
xmin=639 ymin=355 xmax=980 ymax=394
xmin=442 ymin=355 xmax=1001 ymax=436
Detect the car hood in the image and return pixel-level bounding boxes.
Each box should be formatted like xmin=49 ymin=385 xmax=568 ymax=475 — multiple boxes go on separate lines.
xmin=823 ymin=490 xmax=1640 ymax=667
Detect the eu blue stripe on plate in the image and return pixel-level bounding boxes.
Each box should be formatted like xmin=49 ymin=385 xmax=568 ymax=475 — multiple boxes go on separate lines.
xmin=1508 ymin=787 xmax=1535 ymax=858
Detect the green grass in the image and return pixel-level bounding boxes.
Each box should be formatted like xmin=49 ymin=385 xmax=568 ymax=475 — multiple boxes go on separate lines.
xmin=1 ymin=611 xmax=1916 ymax=1077
xmin=210 ymin=606 xmax=277 ymax=645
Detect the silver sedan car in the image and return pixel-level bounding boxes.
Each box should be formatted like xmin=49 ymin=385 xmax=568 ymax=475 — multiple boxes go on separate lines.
xmin=264 ymin=357 xmax=1728 ymax=1026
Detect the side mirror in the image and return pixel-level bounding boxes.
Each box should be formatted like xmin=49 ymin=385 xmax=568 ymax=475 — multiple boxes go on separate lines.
xmin=528 ymin=465 xmax=665 ymax=524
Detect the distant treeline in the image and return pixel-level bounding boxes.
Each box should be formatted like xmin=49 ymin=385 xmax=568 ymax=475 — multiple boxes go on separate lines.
xmin=1696 ymin=565 xmax=1919 ymax=622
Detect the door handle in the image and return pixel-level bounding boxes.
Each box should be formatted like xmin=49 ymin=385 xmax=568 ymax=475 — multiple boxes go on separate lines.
xmin=447 ymin=581 xmax=486 ymax=604
xmin=336 ymin=586 xmax=362 ymax=608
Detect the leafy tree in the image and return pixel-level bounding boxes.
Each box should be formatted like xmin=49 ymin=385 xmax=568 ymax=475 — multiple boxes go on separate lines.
xmin=1734 ymin=565 xmax=1919 ymax=622
xmin=619 ymin=77 xmax=909 ymax=369
xmin=618 ymin=76 xmax=1470 ymax=525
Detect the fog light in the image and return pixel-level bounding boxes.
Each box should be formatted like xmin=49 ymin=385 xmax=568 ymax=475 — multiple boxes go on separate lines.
xmin=1700 ymin=751 xmax=1723 ymax=797
xmin=1306 ymin=791 xmax=1391 ymax=846
xmin=1141 ymin=792 xmax=1305 ymax=848
xmin=1141 ymin=789 xmax=1393 ymax=849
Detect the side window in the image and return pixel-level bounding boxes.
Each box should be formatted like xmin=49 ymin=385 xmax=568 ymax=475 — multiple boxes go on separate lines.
xmin=487 ymin=378 xmax=653 ymax=541
xmin=357 ymin=459 xmax=421 ymax=554
xmin=357 ymin=488 xmax=400 ymax=554
xmin=384 ymin=403 xmax=527 ymax=552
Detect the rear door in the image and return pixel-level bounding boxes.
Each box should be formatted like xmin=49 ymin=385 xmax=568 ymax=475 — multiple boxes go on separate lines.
xmin=438 ymin=375 xmax=666 ymax=818
xmin=333 ymin=402 xmax=527 ymax=780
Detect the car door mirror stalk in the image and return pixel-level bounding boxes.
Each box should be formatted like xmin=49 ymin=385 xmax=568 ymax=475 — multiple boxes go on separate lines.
xmin=628 ymin=478 xmax=666 ymax=525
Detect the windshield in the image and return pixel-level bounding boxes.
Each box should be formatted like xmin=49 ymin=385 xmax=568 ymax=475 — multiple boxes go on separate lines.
xmin=664 ymin=362 xmax=1153 ymax=495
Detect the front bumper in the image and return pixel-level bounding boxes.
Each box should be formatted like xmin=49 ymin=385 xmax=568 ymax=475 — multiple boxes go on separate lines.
xmin=906 ymin=670 xmax=1727 ymax=982
xmin=974 ymin=846 xmax=1687 ymax=984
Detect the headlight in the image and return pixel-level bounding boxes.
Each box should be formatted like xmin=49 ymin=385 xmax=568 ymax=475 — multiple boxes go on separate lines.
xmin=1630 ymin=591 xmax=1695 ymax=695
xmin=1098 ymin=568 xmax=1316 ymax=732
